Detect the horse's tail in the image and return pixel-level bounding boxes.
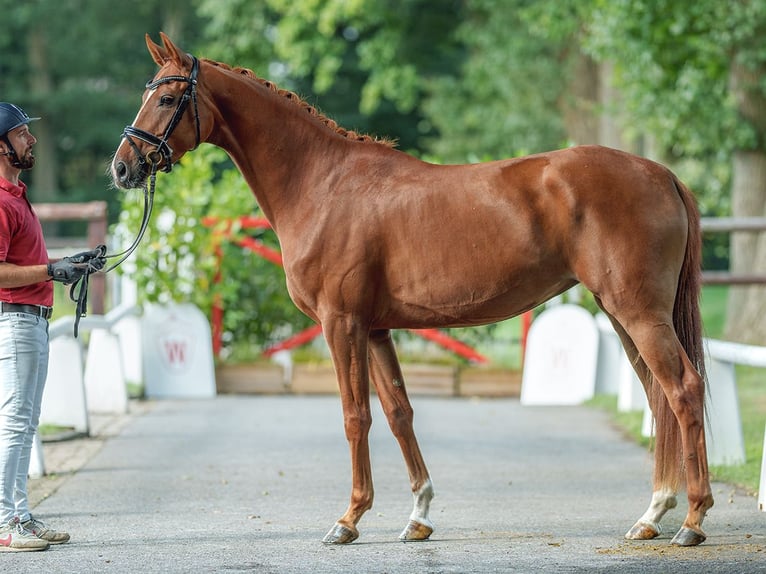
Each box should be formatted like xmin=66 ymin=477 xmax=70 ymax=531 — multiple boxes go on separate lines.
xmin=652 ymin=173 xmax=707 ymax=490
xmin=671 ymin=174 xmax=706 ymax=382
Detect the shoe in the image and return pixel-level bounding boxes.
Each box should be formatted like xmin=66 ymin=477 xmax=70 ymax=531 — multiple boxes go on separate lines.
xmin=22 ymin=515 xmax=70 ymax=545
xmin=0 ymin=517 xmax=49 ymax=551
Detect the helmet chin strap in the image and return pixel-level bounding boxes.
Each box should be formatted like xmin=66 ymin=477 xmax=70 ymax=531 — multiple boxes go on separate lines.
xmin=0 ymin=136 xmax=22 ymax=168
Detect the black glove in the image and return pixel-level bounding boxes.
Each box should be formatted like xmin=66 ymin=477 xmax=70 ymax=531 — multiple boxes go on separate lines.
xmin=47 ymin=245 xmax=107 ymax=284
xmin=47 ymin=260 xmax=89 ymax=284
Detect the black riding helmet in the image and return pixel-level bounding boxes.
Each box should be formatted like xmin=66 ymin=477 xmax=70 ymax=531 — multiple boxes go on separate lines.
xmin=0 ymin=103 xmax=39 ymax=137
xmin=0 ymin=103 xmax=40 ymax=168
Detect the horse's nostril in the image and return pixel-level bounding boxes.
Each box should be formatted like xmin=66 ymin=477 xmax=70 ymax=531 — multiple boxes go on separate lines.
xmin=115 ymin=161 xmax=128 ymax=183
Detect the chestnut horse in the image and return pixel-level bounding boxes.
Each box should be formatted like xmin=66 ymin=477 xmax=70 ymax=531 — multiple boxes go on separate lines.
xmin=111 ymin=33 xmax=713 ymax=546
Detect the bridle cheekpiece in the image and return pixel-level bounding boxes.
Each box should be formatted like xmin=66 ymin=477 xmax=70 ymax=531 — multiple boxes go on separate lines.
xmin=122 ymin=54 xmax=201 ymax=173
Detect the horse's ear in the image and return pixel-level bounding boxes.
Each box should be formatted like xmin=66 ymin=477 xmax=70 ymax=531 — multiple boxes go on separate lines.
xmin=159 ymin=32 xmax=187 ymax=66
xmin=145 ymin=32 xmax=186 ymax=67
xmin=146 ymin=34 xmax=167 ymax=66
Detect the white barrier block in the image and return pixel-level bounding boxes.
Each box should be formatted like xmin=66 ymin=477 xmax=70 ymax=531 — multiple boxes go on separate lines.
xmin=759 ymin=424 xmax=766 ymax=511
xmin=271 ymin=350 xmax=293 ymax=386
xmin=113 ymin=315 xmax=143 ymax=388
xmin=84 ymin=329 xmax=129 ymax=414
xmin=617 ymin=352 xmax=646 ymax=412
xmin=521 ymin=305 xmax=599 ymax=405
xmin=641 ymin=403 xmax=654 ymax=438
xmin=705 ymin=358 xmax=746 ymax=466
xmin=29 ymin=433 xmax=45 ymax=479
xmin=595 ymin=313 xmax=622 ymax=395
xmin=41 ymin=336 xmax=89 ymax=433
xmin=142 ymin=303 xmax=216 ymax=398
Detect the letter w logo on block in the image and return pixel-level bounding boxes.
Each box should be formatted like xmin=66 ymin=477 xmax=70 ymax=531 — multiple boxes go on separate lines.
xmin=160 ymin=335 xmax=192 ymax=373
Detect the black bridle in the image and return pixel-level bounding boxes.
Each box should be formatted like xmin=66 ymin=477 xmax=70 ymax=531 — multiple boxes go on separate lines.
xmin=106 ymin=53 xmax=202 ymax=273
xmin=122 ymin=54 xmax=201 ymax=175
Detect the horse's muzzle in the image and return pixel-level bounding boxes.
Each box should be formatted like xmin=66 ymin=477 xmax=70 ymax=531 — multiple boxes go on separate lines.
xmin=111 ymin=157 xmax=147 ymax=190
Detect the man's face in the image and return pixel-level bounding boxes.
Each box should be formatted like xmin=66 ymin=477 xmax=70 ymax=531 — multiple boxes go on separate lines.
xmin=4 ymin=124 xmax=37 ymax=170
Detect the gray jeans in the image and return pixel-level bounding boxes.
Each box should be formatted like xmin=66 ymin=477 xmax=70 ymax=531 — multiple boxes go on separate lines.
xmin=0 ymin=312 xmax=49 ymax=523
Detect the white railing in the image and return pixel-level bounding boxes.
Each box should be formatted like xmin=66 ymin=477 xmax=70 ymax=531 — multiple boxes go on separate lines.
xmin=30 ymin=303 xmax=142 ymax=478
xmin=606 ymin=326 xmax=765 ymax=512
xmin=704 ymin=339 xmax=766 ymax=512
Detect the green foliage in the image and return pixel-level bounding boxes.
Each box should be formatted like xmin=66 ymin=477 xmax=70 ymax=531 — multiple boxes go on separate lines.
xmin=198 ymin=0 xmax=464 ymax=152
xmin=585 ymin=0 xmax=766 ymax=157
xmin=701 ymin=285 xmax=728 ymax=339
xmin=0 ymin=0 xmax=206 ymax=216
xmin=423 ymin=0 xmax=568 ymax=161
xmin=115 ymin=146 xmax=313 ymax=357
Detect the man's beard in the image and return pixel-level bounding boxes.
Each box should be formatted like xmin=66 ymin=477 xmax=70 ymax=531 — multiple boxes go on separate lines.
xmin=15 ymin=151 xmax=35 ymax=170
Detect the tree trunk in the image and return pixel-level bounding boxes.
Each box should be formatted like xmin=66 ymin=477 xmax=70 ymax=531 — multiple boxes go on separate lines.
xmin=724 ymin=59 xmax=766 ymax=343
xmin=559 ymin=54 xmax=638 ymax=155
xmin=597 ymin=61 xmax=636 ymax=153
xmin=558 ymin=50 xmax=600 ymax=145
xmin=27 ymin=27 xmax=58 ymax=206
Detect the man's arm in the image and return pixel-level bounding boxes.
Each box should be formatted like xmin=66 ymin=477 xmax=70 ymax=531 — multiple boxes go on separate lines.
xmin=0 ymin=261 xmax=50 ymax=288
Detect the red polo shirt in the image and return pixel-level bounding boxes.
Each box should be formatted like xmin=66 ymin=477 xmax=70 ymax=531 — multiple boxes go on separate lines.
xmin=0 ymin=176 xmax=53 ymax=307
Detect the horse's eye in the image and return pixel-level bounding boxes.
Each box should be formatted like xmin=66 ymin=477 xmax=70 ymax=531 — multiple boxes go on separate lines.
xmin=159 ymin=94 xmax=175 ymax=106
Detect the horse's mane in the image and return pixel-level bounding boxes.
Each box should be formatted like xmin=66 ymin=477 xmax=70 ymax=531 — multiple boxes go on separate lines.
xmin=203 ymin=59 xmax=396 ymax=148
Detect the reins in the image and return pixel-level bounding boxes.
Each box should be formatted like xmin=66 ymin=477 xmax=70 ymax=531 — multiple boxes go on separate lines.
xmin=68 ymin=160 xmax=159 ymax=337
xmin=68 ymin=55 xmax=201 ymax=337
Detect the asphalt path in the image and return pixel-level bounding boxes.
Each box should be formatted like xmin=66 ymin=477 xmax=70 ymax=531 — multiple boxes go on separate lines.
xmin=13 ymin=395 xmax=766 ymax=572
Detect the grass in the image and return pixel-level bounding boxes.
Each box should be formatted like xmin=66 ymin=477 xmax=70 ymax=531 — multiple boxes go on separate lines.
xmin=714 ymin=365 xmax=765 ymax=493
xmin=589 ymin=285 xmax=765 ymax=495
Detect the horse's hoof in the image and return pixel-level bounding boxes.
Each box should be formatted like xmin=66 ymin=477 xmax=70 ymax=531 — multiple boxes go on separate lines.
xmin=625 ymin=520 xmax=661 ymax=540
xmin=670 ymin=526 xmax=706 ymax=546
xmin=399 ymin=519 xmax=433 ymax=542
xmin=322 ymin=522 xmax=359 ymax=545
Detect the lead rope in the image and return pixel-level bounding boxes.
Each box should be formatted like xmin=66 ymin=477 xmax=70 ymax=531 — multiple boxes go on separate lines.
xmin=67 ymin=157 xmax=159 ymax=337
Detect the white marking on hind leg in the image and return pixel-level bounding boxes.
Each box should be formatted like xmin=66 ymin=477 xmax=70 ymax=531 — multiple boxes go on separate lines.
xmin=409 ymin=478 xmax=435 ymax=529
xmin=636 ymin=487 xmax=678 ymax=534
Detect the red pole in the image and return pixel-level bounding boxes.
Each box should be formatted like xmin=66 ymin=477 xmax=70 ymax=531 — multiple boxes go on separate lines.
xmin=410 ymin=328 xmax=489 ymax=364
xmin=262 ymin=324 xmax=323 ymax=357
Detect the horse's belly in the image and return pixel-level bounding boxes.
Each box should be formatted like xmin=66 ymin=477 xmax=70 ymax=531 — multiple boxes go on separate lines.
xmin=379 ymin=267 xmax=575 ymax=329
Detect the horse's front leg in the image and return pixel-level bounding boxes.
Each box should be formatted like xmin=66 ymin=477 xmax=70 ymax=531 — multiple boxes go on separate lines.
xmin=321 ymin=318 xmax=374 ymax=545
xmin=369 ymin=329 xmax=434 ymax=541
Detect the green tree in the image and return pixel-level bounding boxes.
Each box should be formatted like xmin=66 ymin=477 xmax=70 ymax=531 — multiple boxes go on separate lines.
xmin=0 ymin=0 xmax=205 ymax=220
xmin=198 ymin=0 xmax=464 ymax=152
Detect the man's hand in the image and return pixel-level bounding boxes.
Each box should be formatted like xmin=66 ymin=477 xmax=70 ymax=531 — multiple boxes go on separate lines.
xmin=47 ymin=245 xmax=107 ymax=284
xmin=47 ymin=260 xmax=89 ymax=284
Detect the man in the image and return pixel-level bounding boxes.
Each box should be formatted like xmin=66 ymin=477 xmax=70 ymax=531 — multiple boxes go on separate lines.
xmin=0 ymin=102 xmax=105 ymax=551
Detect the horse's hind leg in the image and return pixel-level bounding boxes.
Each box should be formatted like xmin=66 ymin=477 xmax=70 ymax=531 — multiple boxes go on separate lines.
xmin=369 ymin=329 xmax=434 ymax=541
xmin=600 ymin=311 xmax=680 ymax=540
xmin=613 ymin=315 xmax=712 ymax=546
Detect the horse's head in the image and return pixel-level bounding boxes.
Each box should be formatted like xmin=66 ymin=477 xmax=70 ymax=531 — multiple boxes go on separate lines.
xmin=111 ymin=33 xmax=204 ymax=189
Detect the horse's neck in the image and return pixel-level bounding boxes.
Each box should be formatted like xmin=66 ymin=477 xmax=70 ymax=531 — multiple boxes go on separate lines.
xmin=205 ymin=72 xmax=347 ymax=228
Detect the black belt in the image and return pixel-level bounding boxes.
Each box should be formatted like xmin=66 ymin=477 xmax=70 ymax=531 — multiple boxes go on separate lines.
xmin=0 ymin=302 xmax=53 ymax=320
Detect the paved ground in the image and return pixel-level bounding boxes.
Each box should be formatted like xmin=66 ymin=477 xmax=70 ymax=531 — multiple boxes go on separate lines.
xmin=13 ymin=395 xmax=766 ymax=572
